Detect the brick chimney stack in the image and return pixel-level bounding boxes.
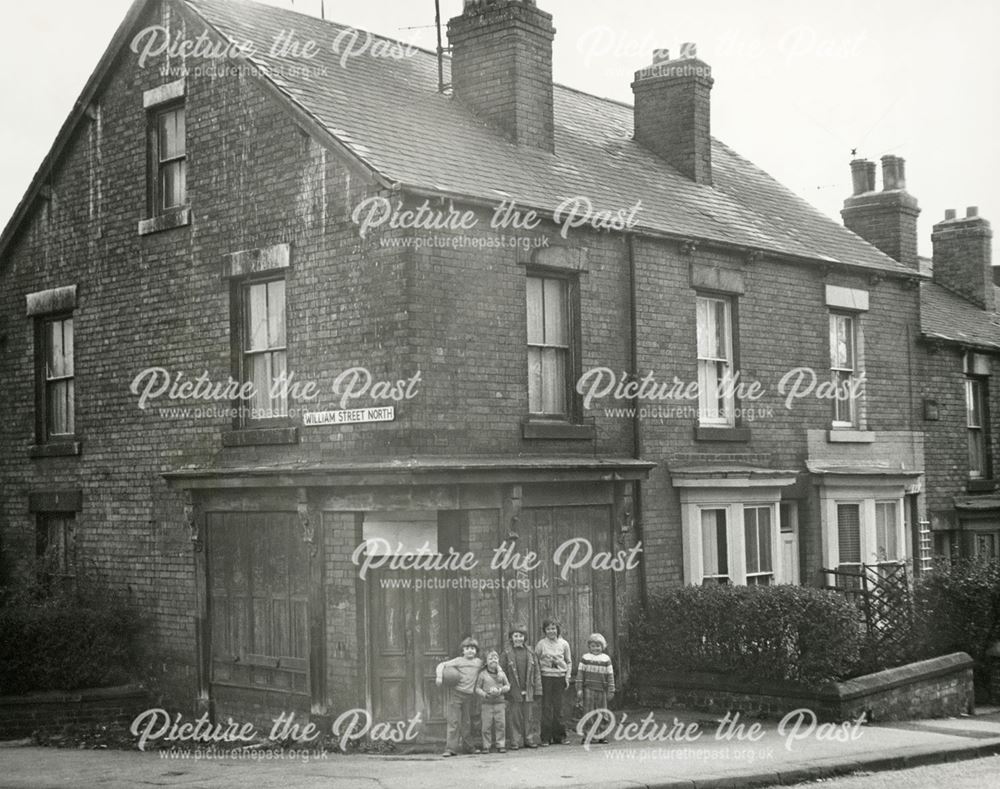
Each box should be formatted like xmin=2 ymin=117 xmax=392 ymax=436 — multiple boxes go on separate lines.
xmin=447 ymin=0 xmax=556 ymax=152
xmin=932 ymin=206 xmax=994 ymax=311
xmin=631 ymin=46 xmax=714 ymax=185
xmin=841 ymin=155 xmax=920 ymax=268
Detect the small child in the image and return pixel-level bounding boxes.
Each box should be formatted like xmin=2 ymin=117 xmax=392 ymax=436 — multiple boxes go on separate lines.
xmin=436 ymin=636 xmax=484 ymax=757
xmin=475 ymin=650 xmax=511 ymax=753
xmin=576 ymin=633 xmax=615 ymax=744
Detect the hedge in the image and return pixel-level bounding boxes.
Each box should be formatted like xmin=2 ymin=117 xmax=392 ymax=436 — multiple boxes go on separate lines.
xmin=0 ymin=580 xmax=145 ymax=695
xmin=912 ymin=558 xmax=1000 ymax=686
xmin=630 ymin=584 xmax=864 ymax=684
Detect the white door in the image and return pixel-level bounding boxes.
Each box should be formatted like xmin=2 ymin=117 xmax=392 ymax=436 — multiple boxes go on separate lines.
xmin=779 ymin=502 xmax=800 ymax=585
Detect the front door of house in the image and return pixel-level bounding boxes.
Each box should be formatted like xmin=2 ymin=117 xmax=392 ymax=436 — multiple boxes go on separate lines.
xmin=369 ymin=568 xmax=463 ymax=735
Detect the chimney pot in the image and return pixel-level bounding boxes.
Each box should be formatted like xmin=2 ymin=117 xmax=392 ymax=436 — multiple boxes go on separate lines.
xmin=968 ymin=206 xmax=979 ymax=218
xmin=945 ymin=209 xmax=957 ymax=220
xmin=849 ymin=159 xmax=872 ymax=196
xmin=881 ymin=155 xmax=906 ymax=191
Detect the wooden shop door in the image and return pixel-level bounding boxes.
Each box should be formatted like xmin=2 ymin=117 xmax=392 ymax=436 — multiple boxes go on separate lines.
xmin=206 ymin=512 xmax=310 ymax=722
xmin=369 ymin=568 xmax=463 ymax=737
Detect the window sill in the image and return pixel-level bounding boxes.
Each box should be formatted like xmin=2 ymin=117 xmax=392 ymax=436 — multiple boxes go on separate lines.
xmin=30 ymin=441 xmax=82 ymax=458
xmin=695 ymin=425 xmax=751 ymax=442
xmin=826 ymin=429 xmax=875 ymax=444
xmin=522 ymin=419 xmax=595 ymax=441
xmin=221 ymin=427 xmax=299 ymax=447
xmin=138 ymin=206 xmax=191 ymax=236
xmin=967 ymin=479 xmax=997 ymax=493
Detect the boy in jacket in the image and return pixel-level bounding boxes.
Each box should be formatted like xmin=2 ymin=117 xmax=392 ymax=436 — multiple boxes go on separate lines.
xmin=499 ymin=624 xmax=543 ymax=749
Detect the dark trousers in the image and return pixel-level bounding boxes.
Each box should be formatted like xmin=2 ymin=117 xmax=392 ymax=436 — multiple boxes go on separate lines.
xmin=540 ymin=676 xmax=567 ymax=744
xmin=506 ymin=697 xmax=538 ymax=747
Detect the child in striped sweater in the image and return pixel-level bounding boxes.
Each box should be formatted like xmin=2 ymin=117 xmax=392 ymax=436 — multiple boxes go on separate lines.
xmin=575 ymin=633 xmax=615 ymax=744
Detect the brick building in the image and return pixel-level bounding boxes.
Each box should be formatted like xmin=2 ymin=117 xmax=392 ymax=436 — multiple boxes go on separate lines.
xmin=841 ymin=156 xmax=999 ymax=562
xmin=0 ymin=0 xmax=934 ymax=734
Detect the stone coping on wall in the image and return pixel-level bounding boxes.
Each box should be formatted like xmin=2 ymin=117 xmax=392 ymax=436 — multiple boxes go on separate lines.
xmin=833 ymin=652 xmax=973 ymax=700
xmin=0 ymin=684 xmax=147 ymax=705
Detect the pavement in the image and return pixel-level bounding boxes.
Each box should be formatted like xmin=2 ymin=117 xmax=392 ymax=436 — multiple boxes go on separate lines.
xmin=4 ymin=707 xmax=1000 ymax=789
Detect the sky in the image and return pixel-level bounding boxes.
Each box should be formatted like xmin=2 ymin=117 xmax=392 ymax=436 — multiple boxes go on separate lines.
xmin=0 ymin=0 xmax=996 ymax=261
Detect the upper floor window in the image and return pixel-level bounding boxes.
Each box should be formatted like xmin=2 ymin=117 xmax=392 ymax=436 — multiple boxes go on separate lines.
xmin=830 ymin=312 xmax=857 ymax=427
xmin=526 ymin=274 xmax=571 ymax=417
xmin=696 ymin=295 xmax=734 ymax=426
xmin=150 ymin=104 xmax=186 ymax=214
xmin=42 ymin=316 xmax=74 ymax=438
xmin=240 ymin=278 xmax=287 ymax=421
xmin=27 ymin=285 xmax=78 ymax=452
xmin=966 ymin=377 xmax=988 ymax=479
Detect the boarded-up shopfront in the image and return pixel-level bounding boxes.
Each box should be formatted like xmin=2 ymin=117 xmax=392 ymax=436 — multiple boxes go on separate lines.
xmin=168 ymin=458 xmax=651 ymax=738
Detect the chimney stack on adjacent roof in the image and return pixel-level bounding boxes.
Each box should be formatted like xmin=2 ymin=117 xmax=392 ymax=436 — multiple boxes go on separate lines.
xmin=932 ymin=206 xmax=994 ymax=311
xmin=841 ymin=155 xmax=920 ymax=268
xmin=448 ymin=0 xmax=556 ymax=152
xmin=631 ymin=45 xmax=714 ymax=185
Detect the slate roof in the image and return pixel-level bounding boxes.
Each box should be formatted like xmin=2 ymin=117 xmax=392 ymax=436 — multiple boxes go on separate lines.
xmin=0 ymin=0 xmax=922 ymax=274
xmin=178 ymin=0 xmax=911 ymax=274
xmin=920 ymin=282 xmax=1000 ymax=351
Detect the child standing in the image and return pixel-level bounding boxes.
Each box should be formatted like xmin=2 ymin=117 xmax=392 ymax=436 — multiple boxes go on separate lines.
xmin=576 ymin=633 xmax=615 ymax=744
xmin=435 ymin=636 xmax=484 ymax=757
xmin=499 ymin=624 xmax=542 ymax=749
xmin=475 ymin=650 xmax=511 ymax=753
xmin=535 ymin=619 xmax=572 ymax=745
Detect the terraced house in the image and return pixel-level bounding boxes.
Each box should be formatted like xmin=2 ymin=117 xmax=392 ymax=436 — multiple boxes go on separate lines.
xmin=0 ymin=0 xmax=971 ymax=736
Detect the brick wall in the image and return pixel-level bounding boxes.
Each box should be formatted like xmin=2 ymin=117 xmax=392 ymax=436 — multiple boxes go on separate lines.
xmin=638 ymin=652 xmax=974 ymax=723
xmin=0 ymin=686 xmax=149 ymax=740
xmin=325 ymin=512 xmax=363 ymax=711
xmin=0 ymin=0 xmax=411 ymax=704
xmin=917 ymin=343 xmax=1000 ymax=532
xmin=631 ymin=238 xmax=922 ymax=589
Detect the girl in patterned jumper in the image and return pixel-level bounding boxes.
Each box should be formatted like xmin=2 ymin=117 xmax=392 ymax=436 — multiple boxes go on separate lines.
xmin=576 ymin=633 xmax=615 ymax=744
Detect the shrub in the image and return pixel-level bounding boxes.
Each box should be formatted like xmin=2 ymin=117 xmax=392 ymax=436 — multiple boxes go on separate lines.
xmin=630 ymin=584 xmax=864 ymax=684
xmin=912 ymin=558 xmax=1000 ymax=686
xmin=0 ymin=575 xmax=146 ymax=695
